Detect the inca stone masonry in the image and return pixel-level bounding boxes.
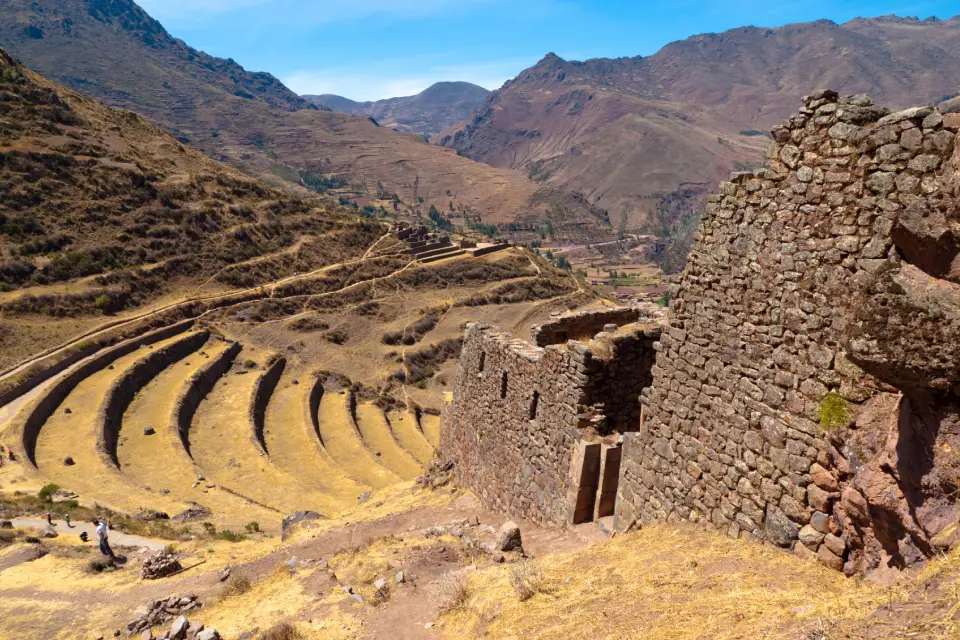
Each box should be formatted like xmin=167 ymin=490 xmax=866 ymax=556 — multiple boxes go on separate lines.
xmin=441 ymin=90 xmax=960 ymax=576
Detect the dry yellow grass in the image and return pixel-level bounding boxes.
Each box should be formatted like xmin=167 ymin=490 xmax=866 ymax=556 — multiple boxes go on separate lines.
xmin=385 ymin=408 xmax=435 ymax=465
xmin=201 ymin=565 xmax=319 ymax=638
xmin=117 ymin=337 xmax=277 ymax=530
xmin=32 ymin=333 xmax=195 ymax=515
xmin=264 ymin=367 xmax=368 ymax=505
xmin=420 ymin=413 xmax=441 ymax=449
xmin=190 ymin=348 xmax=338 ymax=516
xmin=443 ymin=524 xmax=910 ymax=640
xmin=353 ymin=402 xmax=422 ymax=480
xmin=315 ymin=392 xmax=399 ymax=489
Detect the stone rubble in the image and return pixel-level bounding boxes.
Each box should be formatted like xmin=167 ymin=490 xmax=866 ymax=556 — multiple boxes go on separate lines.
xmin=140 ymin=552 xmax=183 ymax=580
xmin=123 ymin=595 xmax=202 ymax=637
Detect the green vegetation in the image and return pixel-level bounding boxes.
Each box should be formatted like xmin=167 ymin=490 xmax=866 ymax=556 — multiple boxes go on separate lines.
xmin=298 ymin=171 xmax=345 ymax=194
xmin=428 ymin=205 xmax=453 ymax=231
xmin=739 ymin=129 xmax=768 ymax=137
xmin=819 ymin=392 xmax=849 ymax=431
xmin=218 ymin=529 xmax=246 ymax=543
xmin=37 ymin=483 xmax=60 ymax=502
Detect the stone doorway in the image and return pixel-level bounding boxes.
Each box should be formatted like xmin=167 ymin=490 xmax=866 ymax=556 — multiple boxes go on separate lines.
xmin=569 ymin=440 xmax=622 ymax=524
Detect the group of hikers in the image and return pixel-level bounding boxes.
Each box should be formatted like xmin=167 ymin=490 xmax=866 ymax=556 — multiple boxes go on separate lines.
xmin=45 ymin=511 xmax=115 ymax=558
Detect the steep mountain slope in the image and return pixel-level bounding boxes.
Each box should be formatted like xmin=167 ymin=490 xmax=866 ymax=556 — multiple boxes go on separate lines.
xmin=304 ymin=81 xmax=490 ymax=137
xmin=0 ymin=0 xmax=604 ymax=233
xmin=0 ymin=43 xmax=391 ymax=362
xmin=440 ymin=15 xmax=960 ymax=237
xmin=0 ymin=45 xmax=372 ymax=297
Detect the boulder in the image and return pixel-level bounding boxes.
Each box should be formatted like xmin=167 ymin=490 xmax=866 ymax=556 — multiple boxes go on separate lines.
xmin=496 ymin=521 xmax=522 ymax=552
xmin=169 ymin=616 xmax=188 ymax=640
xmin=281 ymin=511 xmax=324 ymax=541
xmin=195 ymin=630 xmax=220 ymax=640
xmin=143 ymin=427 xmax=156 ymax=436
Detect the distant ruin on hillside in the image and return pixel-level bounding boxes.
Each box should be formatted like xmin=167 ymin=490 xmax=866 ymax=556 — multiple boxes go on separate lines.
xmin=442 ymin=91 xmax=960 ymax=576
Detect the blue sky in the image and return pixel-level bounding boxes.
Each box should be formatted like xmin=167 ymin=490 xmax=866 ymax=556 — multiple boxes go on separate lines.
xmin=138 ymin=0 xmax=960 ymax=101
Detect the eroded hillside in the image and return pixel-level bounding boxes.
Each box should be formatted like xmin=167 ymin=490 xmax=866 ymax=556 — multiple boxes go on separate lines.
xmin=0 ymin=0 xmax=609 ymax=236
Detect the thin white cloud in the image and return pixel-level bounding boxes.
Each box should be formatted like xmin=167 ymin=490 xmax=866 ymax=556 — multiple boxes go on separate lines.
xmin=283 ymin=58 xmax=533 ymax=101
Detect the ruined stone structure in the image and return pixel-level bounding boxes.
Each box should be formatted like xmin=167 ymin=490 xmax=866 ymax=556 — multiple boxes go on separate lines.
xmin=616 ymin=91 xmax=960 ymax=576
xmin=440 ymin=306 xmax=663 ymax=526
xmin=442 ymin=91 xmax=960 ymax=576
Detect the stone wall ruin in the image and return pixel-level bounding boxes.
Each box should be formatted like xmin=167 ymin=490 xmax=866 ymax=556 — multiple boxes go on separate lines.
xmin=440 ymin=308 xmax=662 ymax=526
xmin=442 ymin=90 xmax=960 ymax=577
xmin=616 ymin=91 xmax=960 ymax=576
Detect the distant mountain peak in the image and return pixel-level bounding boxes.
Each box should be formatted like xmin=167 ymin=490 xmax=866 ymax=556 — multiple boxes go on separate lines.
xmin=303 ymin=81 xmax=489 ymax=137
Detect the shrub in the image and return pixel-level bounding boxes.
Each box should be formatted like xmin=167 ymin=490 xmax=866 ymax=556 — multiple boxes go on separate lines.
xmin=430 ymin=568 xmax=471 ymax=614
xmin=201 ymin=522 xmax=217 ymax=536
xmin=37 ymin=483 xmax=60 ymax=501
xmin=257 ymin=622 xmax=303 ymax=640
xmin=218 ymin=529 xmax=245 ymax=543
xmin=509 ymin=561 xmax=545 ymax=601
xmin=244 ymin=521 xmax=261 ymax=533
xmin=87 ymin=557 xmax=113 ymax=573
xmin=221 ymin=574 xmax=252 ymax=598
xmin=286 ymin=316 xmax=329 ymax=333
xmin=323 ymin=329 xmax=348 ymax=345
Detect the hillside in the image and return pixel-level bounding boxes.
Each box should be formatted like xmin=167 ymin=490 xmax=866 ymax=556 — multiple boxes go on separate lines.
xmin=440 ymin=15 xmax=960 ymax=256
xmin=0 ymin=0 xmax=606 ymax=235
xmin=0 ymin=44 xmax=396 ymax=361
xmin=304 ymin=81 xmax=491 ymax=138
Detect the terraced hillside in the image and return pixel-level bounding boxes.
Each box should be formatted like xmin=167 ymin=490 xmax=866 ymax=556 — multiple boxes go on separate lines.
xmin=0 ymin=45 xmax=384 ymax=369
xmin=0 ymin=44 xmax=601 ymax=535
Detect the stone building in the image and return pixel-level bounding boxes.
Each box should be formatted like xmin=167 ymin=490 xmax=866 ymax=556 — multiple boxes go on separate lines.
xmin=440 ymin=307 xmax=663 ymax=526
xmin=442 ymin=91 xmax=960 ymax=576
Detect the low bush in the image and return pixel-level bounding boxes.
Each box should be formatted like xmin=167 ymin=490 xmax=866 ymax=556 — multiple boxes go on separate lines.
xmin=218 ymin=529 xmax=245 ymax=543
xmin=323 ymin=329 xmax=348 ymax=345
xmin=430 ymin=568 xmax=471 ymax=614
xmin=221 ymin=574 xmax=252 ymax=598
xmin=257 ymin=622 xmax=303 ymax=640
xmin=509 ymin=561 xmax=545 ymax=601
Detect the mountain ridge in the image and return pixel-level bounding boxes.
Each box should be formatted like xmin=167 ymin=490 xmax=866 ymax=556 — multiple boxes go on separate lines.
xmin=304 ymin=81 xmax=490 ymax=137
xmin=439 ymin=14 xmax=960 ymax=266
xmin=0 ymin=0 xmax=605 ymax=236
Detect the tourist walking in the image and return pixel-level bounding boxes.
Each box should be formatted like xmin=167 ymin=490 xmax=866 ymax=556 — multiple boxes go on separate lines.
xmin=95 ymin=519 xmax=114 ymax=558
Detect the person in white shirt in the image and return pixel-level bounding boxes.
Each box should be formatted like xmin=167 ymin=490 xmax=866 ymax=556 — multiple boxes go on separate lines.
xmin=94 ymin=519 xmax=114 ymax=558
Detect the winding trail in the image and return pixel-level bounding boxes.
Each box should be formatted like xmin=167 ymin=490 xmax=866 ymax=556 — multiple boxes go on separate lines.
xmin=8 ymin=519 xmax=167 ymax=551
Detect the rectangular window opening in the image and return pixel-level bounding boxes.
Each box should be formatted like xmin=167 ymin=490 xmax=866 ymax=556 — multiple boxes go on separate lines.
xmin=478 ymin=352 xmax=486 ymax=373
xmin=500 ymin=372 xmax=508 ymax=399
xmin=529 ymin=391 xmax=540 ymax=420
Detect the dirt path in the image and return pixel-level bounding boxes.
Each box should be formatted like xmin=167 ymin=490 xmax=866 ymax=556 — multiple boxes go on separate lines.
xmin=9 ymin=519 xmax=167 ymax=551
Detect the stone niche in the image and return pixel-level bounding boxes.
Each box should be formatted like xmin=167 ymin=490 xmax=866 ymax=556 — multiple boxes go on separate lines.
xmin=616 ymin=91 xmax=960 ymax=576
xmin=440 ymin=308 xmax=662 ymax=526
